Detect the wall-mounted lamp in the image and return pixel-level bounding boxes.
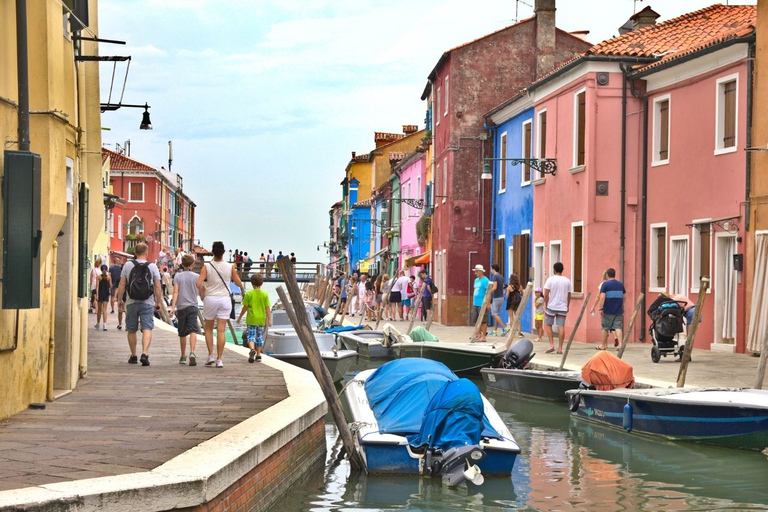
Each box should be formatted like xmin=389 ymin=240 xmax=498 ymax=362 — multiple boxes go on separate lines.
xmin=100 ymin=102 xmax=153 ymax=130
xmin=483 ymin=156 xmax=558 ymax=178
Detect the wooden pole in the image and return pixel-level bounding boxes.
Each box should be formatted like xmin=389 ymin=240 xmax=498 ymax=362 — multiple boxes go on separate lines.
xmin=425 ymin=307 xmax=435 ymax=331
xmin=616 ymin=293 xmax=644 ymax=359
xmin=501 ymin=282 xmax=534 ymax=351
xmin=276 ymin=259 xmax=365 ymax=471
xmin=374 ymin=301 xmax=384 ymax=329
xmin=558 ymin=292 xmax=591 ymax=370
xmin=472 ymin=285 xmax=494 ymax=342
xmin=754 ymin=326 xmax=768 ymax=389
xmin=677 ymin=277 xmax=710 ymax=387
xmin=227 ymin=319 xmax=239 ymax=345
xmin=407 ymin=283 xmax=427 ymax=333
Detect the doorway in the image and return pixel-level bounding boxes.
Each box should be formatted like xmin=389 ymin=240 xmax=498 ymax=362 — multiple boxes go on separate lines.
xmin=713 ymin=233 xmax=737 ymax=350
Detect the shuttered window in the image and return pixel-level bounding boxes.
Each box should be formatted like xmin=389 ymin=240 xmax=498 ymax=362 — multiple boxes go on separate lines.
xmin=700 ymin=223 xmax=711 ymax=282
xmin=129 ymin=182 xmax=143 ymax=202
xmin=723 ymin=80 xmax=736 ymax=148
xmin=575 ymin=90 xmax=586 ymax=167
xmin=650 ymin=225 xmax=667 ymax=290
xmin=500 ymin=133 xmax=507 ymax=191
xmin=522 ymin=121 xmax=532 ymax=183
xmin=494 ymin=238 xmax=506 ymax=275
xmin=572 ymin=226 xmax=583 ymax=293
xmin=538 ymin=110 xmax=547 ymax=159
xmin=659 ymin=99 xmax=669 ymax=160
xmin=512 ymin=233 xmax=530 ymax=285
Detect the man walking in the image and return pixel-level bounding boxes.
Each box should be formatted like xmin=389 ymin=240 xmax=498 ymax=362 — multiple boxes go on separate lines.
xmin=593 ymin=268 xmax=626 ymax=350
xmin=116 ymin=243 xmax=163 ymax=366
xmin=419 ymin=269 xmax=434 ymax=321
xmin=471 ymin=264 xmax=490 ymax=342
xmin=543 ymin=262 xmax=573 ymax=354
xmin=488 ymin=264 xmax=507 ymax=336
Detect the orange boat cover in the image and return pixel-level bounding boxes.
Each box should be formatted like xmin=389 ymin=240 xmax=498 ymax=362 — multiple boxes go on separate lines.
xmin=581 ymin=351 xmax=635 ymax=391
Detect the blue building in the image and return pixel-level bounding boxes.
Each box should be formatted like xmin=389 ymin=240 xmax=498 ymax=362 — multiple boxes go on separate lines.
xmin=487 ymin=100 xmax=535 ymax=332
xmin=346 ymin=178 xmax=372 ymax=273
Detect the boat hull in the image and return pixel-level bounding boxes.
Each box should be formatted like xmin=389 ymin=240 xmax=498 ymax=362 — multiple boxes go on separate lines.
xmin=393 ymin=343 xmax=504 ymax=376
xmin=265 ymin=328 xmax=357 ymax=383
xmin=336 ymin=331 xmax=394 ymax=359
xmin=273 ymin=352 xmax=356 ymax=383
xmin=566 ymin=388 xmax=768 ymax=451
xmin=481 ymin=368 xmax=582 ymax=402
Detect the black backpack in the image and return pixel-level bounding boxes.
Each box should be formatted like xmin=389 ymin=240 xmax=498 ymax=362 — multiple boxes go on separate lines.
xmin=429 ymin=278 xmax=438 ymax=294
xmin=127 ymin=261 xmax=154 ymax=300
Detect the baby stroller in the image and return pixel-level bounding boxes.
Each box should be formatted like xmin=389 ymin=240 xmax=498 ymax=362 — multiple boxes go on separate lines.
xmin=647 ymin=295 xmax=686 ymax=363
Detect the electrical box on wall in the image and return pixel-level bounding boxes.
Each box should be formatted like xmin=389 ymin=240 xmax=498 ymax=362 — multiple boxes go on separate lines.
xmin=734 ymin=253 xmax=744 ymax=272
xmin=2 ymin=150 xmax=42 ymax=309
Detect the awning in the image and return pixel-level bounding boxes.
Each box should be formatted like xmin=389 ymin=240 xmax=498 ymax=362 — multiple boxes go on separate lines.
xmin=370 ymin=247 xmax=388 ymax=260
xmin=359 ymin=259 xmax=371 ymax=272
xmin=415 ymin=253 xmax=430 ymax=264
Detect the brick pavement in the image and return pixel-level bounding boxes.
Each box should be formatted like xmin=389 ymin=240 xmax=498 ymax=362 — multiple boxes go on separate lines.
xmin=0 ymin=312 xmax=288 ymax=492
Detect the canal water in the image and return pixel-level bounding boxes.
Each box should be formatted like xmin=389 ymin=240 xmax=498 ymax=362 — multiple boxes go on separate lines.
xmin=275 ymin=362 xmax=768 ymax=512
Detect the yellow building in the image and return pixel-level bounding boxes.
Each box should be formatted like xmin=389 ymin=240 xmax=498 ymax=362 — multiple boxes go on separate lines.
xmin=0 ymin=0 xmax=103 ymax=418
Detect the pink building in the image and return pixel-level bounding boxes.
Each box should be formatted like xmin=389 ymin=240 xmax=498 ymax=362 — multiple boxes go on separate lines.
xmin=521 ymin=5 xmax=754 ymax=349
xmin=396 ymin=150 xmax=427 ymax=272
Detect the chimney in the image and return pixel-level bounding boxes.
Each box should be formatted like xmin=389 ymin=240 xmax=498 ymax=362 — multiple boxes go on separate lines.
xmin=351 ymin=151 xmax=356 ymax=159
xmin=534 ymin=0 xmax=556 ymax=80
xmin=630 ymin=6 xmax=660 ymax=32
xmin=403 ymin=124 xmax=418 ymax=135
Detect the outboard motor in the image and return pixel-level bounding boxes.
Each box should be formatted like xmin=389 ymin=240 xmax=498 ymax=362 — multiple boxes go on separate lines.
xmin=502 ymin=339 xmax=535 ymax=369
xmin=438 ymin=445 xmax=487 ymax=486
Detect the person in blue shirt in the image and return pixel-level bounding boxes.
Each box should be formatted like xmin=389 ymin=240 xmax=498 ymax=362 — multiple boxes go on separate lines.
xmin=471 ymin=264 xmax=490 ymax=342
xmin=593 ymin=267 xmax=626 ymax=350
xmin=419 ymin=269 xmax=434 ymax=321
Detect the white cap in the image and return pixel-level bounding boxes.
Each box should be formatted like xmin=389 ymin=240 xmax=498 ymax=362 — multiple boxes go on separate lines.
xmin=473 ymin=264 xmax=485 ymax=272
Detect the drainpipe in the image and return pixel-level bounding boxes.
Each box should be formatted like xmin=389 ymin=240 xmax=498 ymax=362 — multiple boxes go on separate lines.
xmin=745 ymin=42 xmax=754 ymax=232
xmin=628 ymin=75 xmax=648 ymax=342
xmin=468 ymin=250 xmax=478 ymax=326
xmin=16 ymin=0 xmax=31 ymax=151
xmin=620 ymin=65 xmax=628 ymax=284
xmin=47 ymin=242 xmax=58 ymax=402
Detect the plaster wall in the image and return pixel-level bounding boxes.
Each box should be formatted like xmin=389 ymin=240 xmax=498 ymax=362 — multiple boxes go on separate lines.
xmin=399 ymin=156 xmax=426 ymax=269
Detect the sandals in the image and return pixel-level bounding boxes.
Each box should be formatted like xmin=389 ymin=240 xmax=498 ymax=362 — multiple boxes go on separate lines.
xmin=595 ymin=346 xmax=607 ymax=350
xmin=545 ymin=348 xmax=555 ymax=354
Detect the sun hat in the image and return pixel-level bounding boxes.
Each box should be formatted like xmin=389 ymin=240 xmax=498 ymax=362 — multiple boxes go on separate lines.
xmin=473 ymin=264 xmax=485 ymax=272
xmin=535 ymin=287 xmax=543 ymax=293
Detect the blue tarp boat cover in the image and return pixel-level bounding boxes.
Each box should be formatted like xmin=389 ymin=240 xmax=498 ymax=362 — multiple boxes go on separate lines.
xmin=364 ymin=359 xmax=501 ymax=448
xmin=324 ymin=325 xmax=360 ymax=334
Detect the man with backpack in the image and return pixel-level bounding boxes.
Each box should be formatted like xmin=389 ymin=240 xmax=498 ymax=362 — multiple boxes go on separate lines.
xmin=419 ymin=269 xmax=436 ymax=321
xmin=116 ymin=243 xmax=163 ymax=366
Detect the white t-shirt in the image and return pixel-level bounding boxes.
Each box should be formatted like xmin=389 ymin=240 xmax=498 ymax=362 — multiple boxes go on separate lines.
xmin=544 ymin=274 xmax=573 ymax=312
xmin=392 ymin=276 xmax=409 ymax=293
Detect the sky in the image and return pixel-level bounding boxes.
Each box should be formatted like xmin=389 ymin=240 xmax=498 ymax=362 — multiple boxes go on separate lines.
xmin=96 ymin=0 xmax=756 ymax=263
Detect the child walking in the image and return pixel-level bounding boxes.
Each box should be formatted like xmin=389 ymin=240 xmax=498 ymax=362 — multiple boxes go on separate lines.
xmin=534 ymin=287 xmax=545 ymax=342
xmin=237 ymin=274 xmax=271 ymax=363
xmin=170 ymin=254 xmax=200 ymax=365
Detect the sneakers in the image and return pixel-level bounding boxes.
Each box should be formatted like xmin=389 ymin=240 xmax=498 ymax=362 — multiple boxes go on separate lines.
xmin=103 ymin=324 xmax=107 ymax=331
xmin=128 ymin=355 xmax=138 ymax=364
xmin=248 ymin=349 xmax=256 ymax=363
xmin=179 ymin=356 xmax=187 ymax=365
xmin=488 ymin=330 xmax=498 ymax=337
xmin=117 ymin=324 xmax=123 ymax=330
xmin=94 ymin=323 xmax=100 ymax=330
xmin=205 ymin=355 xmax=216 ymax=366
xmin=189 ymin=353 xmax=197 ymax=366
xmin=501 ymin=327 xmax=510 ymax=336
xmin=140 ymin=354 xmax=150 ymax=366
xmin=215 ymin=359 xmax=224 ymax=368
xmin=256 ymin=354 xmax=262 ymax=362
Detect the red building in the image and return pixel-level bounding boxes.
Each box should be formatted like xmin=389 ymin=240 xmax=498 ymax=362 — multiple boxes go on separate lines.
xmin=103 ymin=148 xmax=196 ymax=264
xmin=423 ymin=0 xmax=590 ymax=325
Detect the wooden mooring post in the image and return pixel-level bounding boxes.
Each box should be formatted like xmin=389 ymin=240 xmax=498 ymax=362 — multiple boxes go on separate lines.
xmin=616 ymin=293 xmax=644 ymax=359
xmin=276 ymin=258 xmax=365 ymax=471
xmin=558 ymin=292 xmax=591 ymax=370
xmin=501 ymin=282 xmax=533 ymax=351
xmin=471 ymin=286 xmax=494 ymax=342
xmin=407 ymin=283 xmax=427 ymax=334
xmin=677 ymin=277 xmax=710 ymax=388
xmin=754 ymin=326 xmax=768 ymax=389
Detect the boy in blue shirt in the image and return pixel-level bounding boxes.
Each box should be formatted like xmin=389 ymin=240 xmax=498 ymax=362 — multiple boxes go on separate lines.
xmin=237 ymin=274 xmax=272 ymax=363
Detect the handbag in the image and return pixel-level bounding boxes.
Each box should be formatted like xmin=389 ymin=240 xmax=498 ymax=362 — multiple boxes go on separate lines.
xmin=208 ymin=262 xmax=236 ymax=319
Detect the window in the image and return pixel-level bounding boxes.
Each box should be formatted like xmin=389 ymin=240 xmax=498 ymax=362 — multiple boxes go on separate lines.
xmin=442 ymin=157 xmax=447 ymax=203
xmin=533 ymin=243 xmax=545 ymax=289
xmin=494 ymin=237 xmax=506 ymax=274
xmin=692 ymin=221 xmax=712 ymax=292
xmin=574 ymin=89 xmax=586 ymax=167
xmin=571 ymin=224 xmax=583 ymax=293
xmin=499 ymin=132 xmax=507 ymax=192
xmin=436 ymin=163 xmax=441 ymax=206
xmin=536 ymin=109 xmax=547 ymax=180
xmin=650 ymin=223 xmax=667 ymax=291
xmin=444 ymin=76 xmax=449 ymax=116
xmin=66 ymin=158 xmax=74 ymax=204
xmin=522 ymin=120 xmax=532 ymax=184
xmin=550 ymin=241 xmax=561 ymax=273
xmin=129 ymin=182 xmax=144 ymax=202
xmin=652 ymin=95 xmax=670 ymax=165
xmin=715 ymin=75 xmax=738 ymax=154
xmin=436 ymin=87 xmax=441 ymax=125
xmin=118 ymin=215 xmax=122 ymax=239
xmin=669 ymin=236 xmax=689 ymax=295
xmin=512 ymin=233 xmax=530 ymax=285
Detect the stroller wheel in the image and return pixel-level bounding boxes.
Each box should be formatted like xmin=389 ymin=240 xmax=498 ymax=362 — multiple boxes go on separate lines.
xmin=651 ymin=345 xmax=661 ymax=363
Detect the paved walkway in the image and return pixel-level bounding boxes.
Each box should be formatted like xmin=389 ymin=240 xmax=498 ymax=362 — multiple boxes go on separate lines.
xmin=0 ymin=312 xmax=288 ymax=492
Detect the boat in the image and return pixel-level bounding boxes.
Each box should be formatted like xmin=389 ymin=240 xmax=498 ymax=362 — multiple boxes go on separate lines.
xmin=391 ymin=341 xmax=505 ymax=376
xmin=481 ymin=339 xmax=582 ymax=401
xmin=565 ymin=386 xmax=768 ymax=451
xmin=336 ymin=330 xmax=397 ymax=359
xmin=264 ymin=328 xmax=357 ymax=383
xmin=343 ymin=358 xmax=521 ymax=485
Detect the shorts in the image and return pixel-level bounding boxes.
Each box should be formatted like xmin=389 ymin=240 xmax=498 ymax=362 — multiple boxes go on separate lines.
xmin=382 ymin=293 xmax=390 ymax=303
xmin=402 ymin=298 xmax=412 ymax=307
xmin=601 ymin=313 xmax=623 ymax=331
xmin=110 ymin=286 xmax=118 ymax=297
xmin=176 ymin=306 xmax=200 ymax=337
xmin=126 ymin=302 xmax=155 ymax=333
xmin=389 ymin=291 xmax=402 ymax=303
xmin=340 ymin=297 xmax=347 ymax=304
xmin=535 ymin=312 xmax=544 ymax=322
xmin=491 ymin=297 xmax=504 ymax=315
xmin=471 ymin=305 xmax=488 ymax=325
xmin=246 ymin=325 xmax=265 ymax=347
xmin=203 ymin=295 xmax=232 ymax=320
xmin=544 ymin=308 xmax=567 ymax=327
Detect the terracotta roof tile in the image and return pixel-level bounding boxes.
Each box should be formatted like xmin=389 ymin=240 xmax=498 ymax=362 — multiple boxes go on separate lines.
xmin=589 ymin=4 xmax=755 ymax=60
xmin=102 ymin=148 xmax=156 ymax=172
